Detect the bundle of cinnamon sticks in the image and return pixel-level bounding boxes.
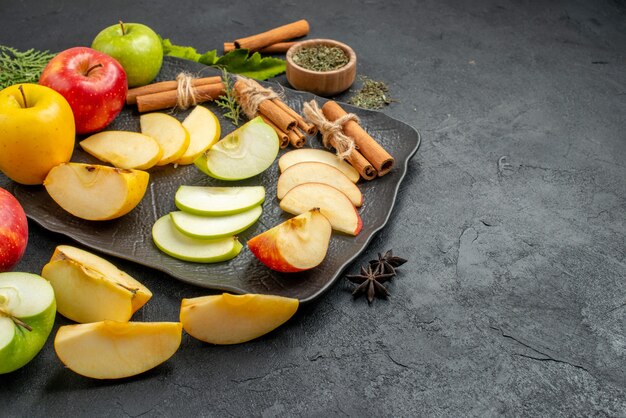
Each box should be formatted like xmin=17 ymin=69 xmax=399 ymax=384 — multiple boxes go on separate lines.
xmin=234 ymin=78 xmax=316 ymax=148
xmin=127 ymin=75 xmax=225 ymax=113
xmin=224 ymin=19 xmax=309 ymax=54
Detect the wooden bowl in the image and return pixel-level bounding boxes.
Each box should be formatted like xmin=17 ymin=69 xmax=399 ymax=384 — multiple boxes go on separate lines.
xmin=286 ymin=39 xmax=357 ymax=97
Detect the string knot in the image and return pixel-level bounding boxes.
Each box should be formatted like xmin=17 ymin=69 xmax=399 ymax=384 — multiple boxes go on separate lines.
xmin=176 ymin=72 xmax=197 ymax=109
xmin=302 ymin=100 xmax=359 ymax=160
xmin=234 ymin=76 xmax=280 ymax=119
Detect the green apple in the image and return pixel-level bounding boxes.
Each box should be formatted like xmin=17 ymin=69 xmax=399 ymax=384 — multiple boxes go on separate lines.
xmin=91 ymin=21 xmax=163 ymax=87
xmin=152 ymin=215 xmax=243 ymax=263
xmin=170 ymin=205 xmax=263 ymax=239
xmin=175 ymin=185 xmax=266 ymax=216
xmin=194 ymin=116 xmax=279 ymax=181
xmin=0 ymin=272 xmax=56 ymax=374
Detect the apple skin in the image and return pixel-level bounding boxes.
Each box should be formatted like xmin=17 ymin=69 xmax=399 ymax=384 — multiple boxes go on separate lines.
xmin=0 ymin=188 xmax=28 ymax=272
xmin=39 ymin=47 xmax=127 ymax=135
xmin=0 ymin=83 xmax=75 ymax=185
xmin=91 ymin=22 xmax=163 ymax=88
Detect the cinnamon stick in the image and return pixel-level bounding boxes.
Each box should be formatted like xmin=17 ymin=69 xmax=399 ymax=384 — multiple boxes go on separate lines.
xmin=126 ymin=76 xmax=222 ymax=105
xmin=136 ymin=82 xmax=225 ymax=113
xmin=272 ymin=99 xmax=317 ymax=135
xmin=322 ymin=101 xmax=395 ymax=176
xmin=336 ymin=143 xmax=377 ymax=180
xmin=261 ymin=115 xmax=289 ymax=148
xmin=224 ymin=41 xmax=296 ymax=54
xmin=233 ymin=79 xmax=296 ymax=132
xmin=234 ymin=19 xmax=310 ymax=52
xmin=287 ymin=127 xmax=306 ymax=148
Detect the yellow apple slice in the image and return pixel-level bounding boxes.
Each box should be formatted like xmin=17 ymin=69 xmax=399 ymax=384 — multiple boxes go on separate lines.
xmin=277 ymin=161 xmax=363 ymax=207
xmin=80 ymin=131 xmax=163 ymax=170
xmin=280 ymin=183 xmax=362 ymax=236
xmin=174 ymin=105 xmax=220 ymax=165
xmin=54 ymin=321 xmax=182 ymax=379
xmin=140 ymin=112 xmax=190 ymax=166
xmin=44 ymin=163 xmax=149 ymax=221
xmin=41 ymin=245 xmax=152 ymax=323
xmin=180 ymin=293 xmax=299 ymax=345
xmin=278 ymin=148 xmax=360 ymax=183
xmin=247 ymin=209 xmax=332 ymax=272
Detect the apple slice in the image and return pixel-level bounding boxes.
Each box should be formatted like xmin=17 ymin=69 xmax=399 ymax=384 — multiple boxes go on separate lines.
xmin=140 ymin=112 xmax=190 ymax=166
xmin=194 ymin=116 xmax=279 ymax=180
xmin=41 ymin=245 xmax=152 ymax=323
xmin=152 ymin=215 xmax=242 ymax=263
xmin=175 ymin=185 xmax=265 ymax=216
xmin=0 ymin=272 xmax=56 ymax=374
xmin=180 ymin=293 xmax=299 ymax=345
xmin=171 ymin=205 xmax=262 ymax=239
xmin=54 ymin=321 xmax=182 ymax=379
xmin=80 ymin=131 xmax=163 ymax=170
xmin=280 ymin=183 xmax=362 ymax=236
xmin=248 ymin=209 xmax=332 ymax=272
xmin=44 ymin=163 xmax=149 ymax=221
xmin=174 ymin=106 xmax=220 ymax=165
xmin=278 ymin=148 xmax=360 ymax=183
xmin=277 ymin=161 xmax=363 ymax=207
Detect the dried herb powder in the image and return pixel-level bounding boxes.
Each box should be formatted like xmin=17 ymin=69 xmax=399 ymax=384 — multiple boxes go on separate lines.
xmin=348 ymin=76 xmax=392 ymax=109
xmin=292 ymin=45 xmax=349 ymax=72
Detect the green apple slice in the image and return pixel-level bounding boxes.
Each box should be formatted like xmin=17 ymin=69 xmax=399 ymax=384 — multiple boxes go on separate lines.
xmin=0 ymin=272 xmax=56 ymax=374
xmin=152 ymin=215 xmax=242 ymax=263
xmin=194 ymin=116 xmax=279 ymax=180
xmin=175 ymin=185 xmax=265 ymax=216
xmin=170 ymin=205 xmax=262 ymax=239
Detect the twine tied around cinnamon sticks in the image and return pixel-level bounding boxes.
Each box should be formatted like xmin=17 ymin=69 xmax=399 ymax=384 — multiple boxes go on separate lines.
xmin=302 ymin=100 xmax=357 ymax=160
xmin=235 ymin=76 xmax=281 ymax=119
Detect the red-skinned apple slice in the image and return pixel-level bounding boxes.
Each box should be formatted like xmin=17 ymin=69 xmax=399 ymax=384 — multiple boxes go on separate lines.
xmin=277 ymin=161 xmax=363 ymax=207
xmin=279 ymin=183 xmax=362 ymax=236
xmin=247 ymin=209 xmax=331 ymax=272
xmin=278 ymin=148 xmax=360 ymax=183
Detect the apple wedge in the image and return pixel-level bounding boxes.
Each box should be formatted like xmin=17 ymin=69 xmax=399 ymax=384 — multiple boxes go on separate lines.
xmin=80 ymin=131 xmax=163 ymax=170
xmin=280 ymin=183 xmax=362 ymax=236
xmin=247 ymin=209 xmax=332 ymax=272
xmin=171 ymin=205 xmax=262 ymax=239
xmin=278 ymin=148 xmax=360 ymax=183
xmin=174 ymin=105 xmax=220 ymax=165
xmin=152 ymin=215 xmax=243 ymax=263
xmin=194 ymin=116 xmax=279 ymax=180
xmin=41 ymin=245 xmax=152 ymax=323
xmin=180 ymin=293 xmax=299 ymax=345
xmin=140 ymin=112 xmax=190 ymax=166
xmin=277 ymin=161 xmax=363 ymax=207
xmin=54 ymin=321 xmax=182 ymax=379
xmin=175 ymin=185 xmax=265 ymax=216
xmin=44 ymin=163 xmax=149 ymax=221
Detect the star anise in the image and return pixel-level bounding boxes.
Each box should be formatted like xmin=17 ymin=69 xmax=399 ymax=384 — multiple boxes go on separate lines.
xmin=369 ymin=249 xmax=407 ymax=275
xmin=346 ymin=263 xmax=395 ymax=303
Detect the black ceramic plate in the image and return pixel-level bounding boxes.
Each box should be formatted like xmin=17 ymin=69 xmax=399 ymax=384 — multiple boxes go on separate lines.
xmin=9 ymin=57 xmax=420 ymax=303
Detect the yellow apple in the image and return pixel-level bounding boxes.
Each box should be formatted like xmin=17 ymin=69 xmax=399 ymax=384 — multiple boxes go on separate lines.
xmin=180 ymin=293 xmax=299 ymax=345
xmin=41 ymin=245 xmax=152 ymax=323
xmin=140 ymin=112 xmax=190 ymax=166
xmin=54 ymin=320 xmax=182 ymax=379
xmin=174 ymin=105 xmax=220 ymax=165
xmin=0 ymin=83 xmax=75 ymax=185
xmin=80 ymin=131 xmax=163 ymax=170
xmin=44 ymin=163 xmax=149 ymax=221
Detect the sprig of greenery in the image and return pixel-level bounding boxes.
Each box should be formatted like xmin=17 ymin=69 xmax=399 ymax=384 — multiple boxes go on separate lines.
xmin=215 ymin=69 xmax=241 ymax=126
xmin=161 ymin=38 xmax=286 ymax=80
xmin=0 ymin=45 xmax=56 ymax=89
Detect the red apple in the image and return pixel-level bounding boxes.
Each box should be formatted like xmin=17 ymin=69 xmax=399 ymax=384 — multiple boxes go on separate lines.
xmin=0 ymin=187 xmax=28 ymax=272
xmin=39 ymin=47 xmax=127 ymax=134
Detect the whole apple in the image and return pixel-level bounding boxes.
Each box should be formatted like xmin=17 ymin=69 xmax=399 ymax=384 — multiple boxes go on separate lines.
xmin=0 ymin=188 xmax=28 ymax=272
xmin=92 ymin=21 xmax=163 ymax=88
xmin=39 ymin=47 xmax=127 ymax=135
xmin=0 ymin=83 xmax=75 ymax=185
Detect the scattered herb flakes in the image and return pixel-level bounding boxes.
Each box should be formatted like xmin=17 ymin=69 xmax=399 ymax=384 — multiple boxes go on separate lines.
xmin=292 ymin=45 xmax=349 ymax=72
xmin=0 ymin=45 xmax=56 ymax=89
xmin=348 ymin=76 xmax=393 ymax=110
xmin=215 ymin=69 xmax=242 ymax=126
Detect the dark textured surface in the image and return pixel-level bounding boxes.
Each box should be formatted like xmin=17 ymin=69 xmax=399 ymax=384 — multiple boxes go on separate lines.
xmin=8 ymin=57 xmax=420 ymax=302
xmin=1 ymin=0 xmax=625 ymax=416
